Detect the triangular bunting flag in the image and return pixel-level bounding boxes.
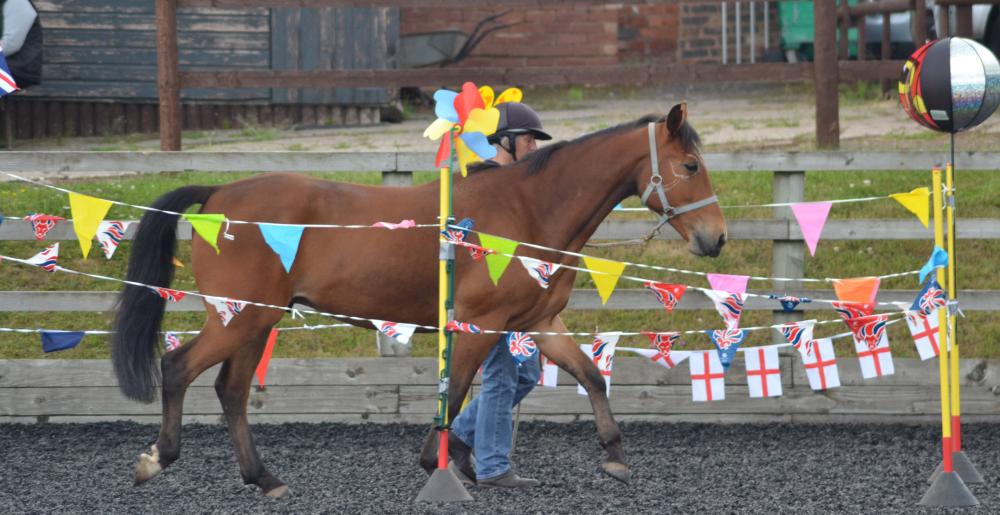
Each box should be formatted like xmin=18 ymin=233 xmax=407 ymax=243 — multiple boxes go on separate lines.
xmin=628 ymin=347 xmax=692 ymax=369
xmin=849 ymin=313 xmax=890 ymax=352
xmin=833 ymin=276 xmax=881 ymax=304
xmin=642 ymin=331 xmax=682 ymax=357
xmin=704 ymin=289 xmax=746 ymax=329
xmin=259 ymin=224 xmax=305 ymax=273
xmin=919 ymin=246 xmax=949 ymax=283
xmin=741 ymin=346 xmax=783 ymax=398
xmin=68 ymin=192 xmax=113 ymax=259
xmin=537 ymin=355 xmax=559 ymax=387
xmin=441 ymin=217 xmax=474 ymax=243
xmin=689 ymin=351 xmax=725 ymax=402
xmin=372 ymin=319 xmax=418 ymax=345
xmin=905 ymin=309 xmax=942 ymax=360
xmin=911 ymin=278 xmax=947 ymax=316
xmin=799 ymin=338 xmax=841 ymax=390
xmin=577 ymin=333 xmax=620 ymax=396
xmin=779 ymin=319 xmax=817 ymax=356
xmin=477 ymin=233 xmax=519 ymax=285
xmin=506 ymin=331 xmax=538 ymax=365
xmin=466 ymin=243 xmax=494 ymax=262
xmin=706 ymin=273 xmax=749 ymax=294
xmin=706 ymin=328 xmax=746 ymax=371
xmin=255 ymin=328 xmax=279 ymax=387
xmin=205 ymin=296 xmax=246 ymax=327
xmin=151 ymin=287 xmax=186 ymax=303
xmin=517 ymin=256 xmax=561 ymax=289
xmin=26 ymin=243 xmax=59 ymax=272
xmin=768 ymin=294 xmax=812 ymax=313
xmin=96 ymin=221 xmax=131 ymax=260
xmin=831 ymin=300 xmax=876 ymax=338
xmin=890 ymin=187 xmax=930 ymax=228
xmin=643 ymin=281 xmax=687 ymax=312
xmin=445 ymin=320 xmax=483 ymax=334
xmin=371 ymin=219 xmax=416 ymax=230
xmin=164 ymin=332 xmax=182 ymax=352
xmin=853 ymin=325 xmax=894 ymax=379
xmin=183 ymin=213 xmax=226 ymax=254
xmin=790 ymin=201 xmax=832 ymax=256
xmin=24 ymin=213 xmax=64 ymax=240
xmin=582 ymin=256 xmax=626 ymax=304
xmin=40 ymin=330 xmax=85 ymax=353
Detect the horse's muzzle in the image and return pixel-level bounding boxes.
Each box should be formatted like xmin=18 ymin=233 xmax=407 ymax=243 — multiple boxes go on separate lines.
xmin=692 ymin=231 xmax=727 ymax=258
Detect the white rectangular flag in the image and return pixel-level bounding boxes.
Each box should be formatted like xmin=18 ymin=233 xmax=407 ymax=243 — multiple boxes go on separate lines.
xmin=742 ymin=346 xmax=783 ymax=398
xmin=800 ymin=338 xmax=841 ymax=391
xmin=905 ymin=309 xmax=943 ymax=361
xmin=537 ymin=355 xmax=559 ymax=388
xmin=854 ymin=332 xmax=894 ymax=379
xmin=689 ymin=351 xmax=725 ymax=402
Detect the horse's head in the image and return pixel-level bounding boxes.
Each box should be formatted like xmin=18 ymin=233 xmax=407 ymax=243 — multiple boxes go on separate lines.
xmin=636 ymin=103 xmax=727 ymax=257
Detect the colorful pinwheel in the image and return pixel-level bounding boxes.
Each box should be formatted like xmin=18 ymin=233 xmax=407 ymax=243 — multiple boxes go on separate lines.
xmin=423 ymin=82 xmax=522 ymax=176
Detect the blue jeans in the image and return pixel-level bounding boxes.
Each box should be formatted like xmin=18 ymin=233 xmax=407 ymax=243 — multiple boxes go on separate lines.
xmin=451 ymin=336 xmax=541 ymax=480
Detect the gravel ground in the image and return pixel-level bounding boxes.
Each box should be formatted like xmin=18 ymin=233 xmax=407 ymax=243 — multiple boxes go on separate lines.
xmin=0 ymin=421 xmax=996 ymax=514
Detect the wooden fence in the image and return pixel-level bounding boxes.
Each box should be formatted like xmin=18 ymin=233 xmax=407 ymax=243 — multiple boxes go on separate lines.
xmin=2 ymin=150 xmax=998 ymax=421
xmin=4 ymin=357 xmax=1000 ymax=424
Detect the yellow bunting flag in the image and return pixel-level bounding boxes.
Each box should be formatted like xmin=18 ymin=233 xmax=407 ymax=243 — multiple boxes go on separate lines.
xmin=890 ymin=187 xmax=930 ymax=228
xmin=833 ymin=276 xmax=881 ymax=304
xmin=68 ymin=192 xmax=113 ymax=259
xmin=183 ymin=213 xmax=226 ymax=254
xmin=477 ymin=233 xmax=519 ymax=285
xmin=583 ymin=256 xmax=626 ymax=305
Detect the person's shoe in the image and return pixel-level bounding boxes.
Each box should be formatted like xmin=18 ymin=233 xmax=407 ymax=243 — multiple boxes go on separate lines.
xmin=477 ymin=469 xmax=539 ymax=489
xmin=447 ymin=432 xmax=476 ymax=483
xmin=448 ymin=461 xmax=475 ymax=487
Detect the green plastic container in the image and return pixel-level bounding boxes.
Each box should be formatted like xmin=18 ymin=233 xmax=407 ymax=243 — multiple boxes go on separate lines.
xmin=779 ymin=0 xmax=859 ymax=60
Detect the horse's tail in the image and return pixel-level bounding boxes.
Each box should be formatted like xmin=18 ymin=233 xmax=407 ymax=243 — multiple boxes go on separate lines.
xmin=112 ymin=185 xmax=216 ymax=403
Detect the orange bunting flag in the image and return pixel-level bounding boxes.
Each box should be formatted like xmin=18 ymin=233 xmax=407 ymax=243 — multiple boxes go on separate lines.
xmin=255 ymin=328 xmax=279 ymax=388
xmin=833 ymin=276 xmax=881 ymax=304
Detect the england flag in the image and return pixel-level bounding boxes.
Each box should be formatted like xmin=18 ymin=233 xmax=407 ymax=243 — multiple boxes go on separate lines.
xmin=742 ymin=346 xmax=783 ymax=398
xmin=854 ymin=331 xmax=894 ymax=379
xmin=799 ymin=338 xmax=841 ymax=391
xmin=689 ymin=351 xmax=725 ymax=402
xmin=537 ymin=355 xmax=559 ymax=387
xmin=905 ymin=309 xmax=943 ymax=360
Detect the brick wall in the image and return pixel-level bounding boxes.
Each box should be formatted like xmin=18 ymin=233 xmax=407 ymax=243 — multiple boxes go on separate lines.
xmin=680 ymin=2 xmax=781 ymax=63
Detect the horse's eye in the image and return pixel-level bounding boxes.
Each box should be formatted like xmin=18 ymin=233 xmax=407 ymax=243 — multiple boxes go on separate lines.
xmin=683 ymin=162 xmax=699 ymax=174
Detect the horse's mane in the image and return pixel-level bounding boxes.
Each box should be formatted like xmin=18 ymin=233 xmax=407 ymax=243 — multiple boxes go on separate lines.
xmin=468 ymin=114 xmax=701 ymax=176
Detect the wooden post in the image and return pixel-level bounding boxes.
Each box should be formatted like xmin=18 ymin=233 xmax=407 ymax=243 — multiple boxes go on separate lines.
xmin=938 ymin=5 xmax=951 ymax=38
xmin=955 ymin=5 xmax=973 ymax=38
xmin=770 ymin=171 xmax=806 ymax=344
xmin=376 ymin=170 xmax=414 ymax=357
xmin=838 ymin=2 xmax=850 ymax=60
xmin=856 ymin=14 xmax=867 ymax=61
xmin=814 ymin=0 xmax=840 ymax=149
xmin=156 ymin=0 xmax=182 ymax=151
xmin=912 ymin=0 xmax=927 ymax=45
xmin=881 ymin=13 xmax=892 ymax=94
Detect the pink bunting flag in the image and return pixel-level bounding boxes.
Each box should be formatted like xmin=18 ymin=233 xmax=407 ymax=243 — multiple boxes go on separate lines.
xmin=706 ymin=273 xmax=749 ymax=294
xmin=24 ymin=214 xmax=64 ymax=240
xmin=791 ymin=201 xmax=832 ymax=256
xmin=371 ymin=219 xmax=416 ymax=230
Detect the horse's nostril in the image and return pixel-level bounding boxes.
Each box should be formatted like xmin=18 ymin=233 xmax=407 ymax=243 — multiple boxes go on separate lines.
xmin=718 ymin=234 xmax=727 ymax=248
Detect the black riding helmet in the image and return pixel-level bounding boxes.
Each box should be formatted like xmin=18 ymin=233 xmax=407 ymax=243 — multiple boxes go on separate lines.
xmin=488 ymin=102 xmax=553 ymax=144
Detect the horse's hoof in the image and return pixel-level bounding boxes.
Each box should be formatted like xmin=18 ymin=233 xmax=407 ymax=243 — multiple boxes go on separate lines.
xmin=264 ymin=485 xmax=290 ymax=498
xmin=601 ymin=461 xmax=631 ymax=484
xmin=134 ymin=445 xmax=163 ymax=486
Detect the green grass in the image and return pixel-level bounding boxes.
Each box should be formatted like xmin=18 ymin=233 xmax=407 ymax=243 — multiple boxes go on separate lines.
xmin=1 ymin=168 xmax=998 ymax=358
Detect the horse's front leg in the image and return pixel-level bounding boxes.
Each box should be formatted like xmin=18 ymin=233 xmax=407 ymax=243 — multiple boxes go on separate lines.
xmin=419 ymin=315 xmax=507 ymax=474
xmin=532 ymin=315 xmax=630 ymax=483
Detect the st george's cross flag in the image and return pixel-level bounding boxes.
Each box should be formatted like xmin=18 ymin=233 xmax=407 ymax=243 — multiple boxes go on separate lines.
xmin=689 ymin=350 xmax=725 ymax=402
xmin=0 ymin=49 xmax=18 ymax=97
xmin=577 ymin=333 xmax=619 ymax=396
xmin=371 ymin=319 xmax=418 ymax=345
xmin=537 ymin=355 xmax=559 ymax=387
xmin=853 ymin=325 xmax=894 ymax=379
xmin=742 ymin=345 xmax=783 ymax=398
xmin=905 ymin=309 xmax=943 ymax=360
xmin=799 ymin=338 xmax=841 ymax=390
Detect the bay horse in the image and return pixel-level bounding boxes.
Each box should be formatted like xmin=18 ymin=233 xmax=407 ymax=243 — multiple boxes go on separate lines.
xmin=112 ymin=103 xmax=726 ymax=497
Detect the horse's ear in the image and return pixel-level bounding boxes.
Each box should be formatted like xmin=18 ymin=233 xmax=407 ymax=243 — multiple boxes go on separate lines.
xmin=665 ymin=102 xmax=687 ymax=138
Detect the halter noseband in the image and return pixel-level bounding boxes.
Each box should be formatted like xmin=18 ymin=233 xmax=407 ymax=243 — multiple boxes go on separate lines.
xmin=639 ymin=122 xmax=718 ymax=222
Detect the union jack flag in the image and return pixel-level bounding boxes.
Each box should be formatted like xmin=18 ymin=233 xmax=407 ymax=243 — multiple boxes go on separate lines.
xmin=0 ymin=49 xmax=18 ymax=96
xmin=24 ymin=214 xmax=64 ymax=240
xmin=519 ymin=256 xmax=560 ymax=288
xmin=642 ymin=331 xmax=681 ymax=357
xmin=644 ymin=281 xmax=687 ymax=312
xmin=151 ymin=287 xmax=186 ymax=303
xmin=852 ymin=314 xmax=889 ymax=351
xmin=911 ymin=279 xmax=946 ymax=317
xmin=506 ymin=332 xmax=538 ymax=364
xmin=441 ymin=217 xmax=474 ymax=243
xmin=26 ymin=243 xmax=59 ymax=272
xmin=445 ymin=320 xmax=483 ymax=334
xmin=97 ymin=221 xmax=128 ymax=260
xmin=779 ymin=320 xmax=816 ymax=355
xmin=164 ymin=332 xmax=182 ymax=352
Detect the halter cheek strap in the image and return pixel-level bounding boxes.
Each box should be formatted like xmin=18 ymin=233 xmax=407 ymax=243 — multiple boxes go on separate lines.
xmin=640 ymin=122 xmax=718 ymax=221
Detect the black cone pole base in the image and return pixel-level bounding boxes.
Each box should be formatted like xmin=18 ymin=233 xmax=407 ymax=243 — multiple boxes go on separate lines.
xmin=928 ymin=452 xmax=984 ymax=485
xmin=416 ymin=467 xmax=474 ymax=503
xmin=919 ymin=471 xmax=978 ymax=507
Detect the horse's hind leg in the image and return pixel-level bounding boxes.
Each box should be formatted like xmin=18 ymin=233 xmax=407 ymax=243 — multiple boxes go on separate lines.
xmin=214 ymin=329 xmax=288 ymax=497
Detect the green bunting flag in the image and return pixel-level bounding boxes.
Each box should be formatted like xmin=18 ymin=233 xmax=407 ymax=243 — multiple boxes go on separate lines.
xmin=183 ymin=213 xmax=226 ymax=254
xmin=477 ymin=233 xmax=519 ymax=285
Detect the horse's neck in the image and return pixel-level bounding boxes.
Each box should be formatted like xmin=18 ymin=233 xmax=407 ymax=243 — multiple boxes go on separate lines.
xmin=483 ymin=128 xmax=648 ymax=255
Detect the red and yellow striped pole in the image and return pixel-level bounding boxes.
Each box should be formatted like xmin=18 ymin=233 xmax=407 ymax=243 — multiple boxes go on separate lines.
xmin=945 ymin=164 xmax=962 ymax=452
